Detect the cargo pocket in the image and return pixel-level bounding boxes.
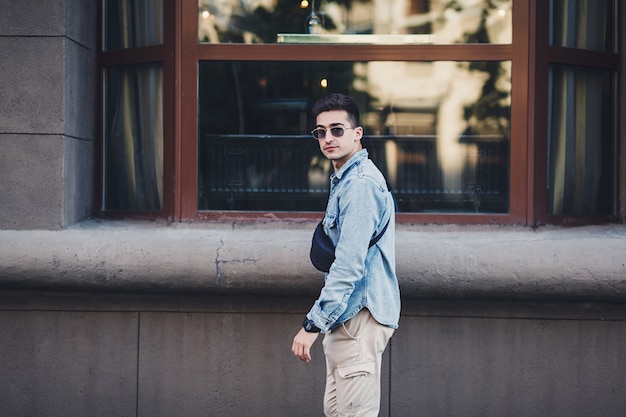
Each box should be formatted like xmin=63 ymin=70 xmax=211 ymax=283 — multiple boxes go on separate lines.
xmin=337 ymin=360 xmax=376 ymax=379
xmin=335 ymin=360 xmax=378 ymax=413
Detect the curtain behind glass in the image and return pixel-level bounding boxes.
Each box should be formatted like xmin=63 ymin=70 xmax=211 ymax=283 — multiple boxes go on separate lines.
xmin=550 ymin=0 xmax=616 ymax=52
xmin=104 ymin=64 xmax=164 ymax=211
xmin=547 ymin=65 xmax=615 ymax=215
xmin=104 ymin=0 xmax=164 ymax=50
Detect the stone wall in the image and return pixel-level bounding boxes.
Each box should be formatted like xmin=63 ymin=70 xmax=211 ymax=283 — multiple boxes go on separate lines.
xmin=1 ymin=221 xmax=626 ymax=416
xmin=2 ymin=289 xmax=626 ymax=417
xmin=0 ymin=0 xmax=97 ymax=229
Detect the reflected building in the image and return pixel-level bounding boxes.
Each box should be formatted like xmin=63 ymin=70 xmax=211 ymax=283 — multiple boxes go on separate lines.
xmin=195 ymin=0 xmax=513 ymax=213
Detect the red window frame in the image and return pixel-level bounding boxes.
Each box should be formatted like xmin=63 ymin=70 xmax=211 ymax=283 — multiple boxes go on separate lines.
xmin=99 ymin=0 xmax=619 ymax=226
xmin=529 ymin=1 xmax=620 ymax=226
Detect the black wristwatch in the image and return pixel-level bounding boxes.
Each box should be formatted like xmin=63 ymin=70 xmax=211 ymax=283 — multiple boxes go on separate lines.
xmin=303 ymin=318 xmax=321 ymax=333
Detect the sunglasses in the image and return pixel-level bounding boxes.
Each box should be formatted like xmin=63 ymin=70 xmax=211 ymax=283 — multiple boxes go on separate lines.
xmin=311 ymin=126 xmax=355 ymax=140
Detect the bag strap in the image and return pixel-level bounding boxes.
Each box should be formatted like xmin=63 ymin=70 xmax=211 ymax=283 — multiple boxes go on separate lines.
xmin=368 ymin=217 xmax=389 ymax=248
xmin=368 ymin=184 xmax=394 ymax=248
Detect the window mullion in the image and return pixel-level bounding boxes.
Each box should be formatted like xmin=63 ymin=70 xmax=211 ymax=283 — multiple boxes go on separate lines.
xmin=196 ymin=44 xmax=513 ymax=62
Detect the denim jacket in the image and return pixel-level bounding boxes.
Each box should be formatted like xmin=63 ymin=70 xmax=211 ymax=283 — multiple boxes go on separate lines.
xmin=307 ymin=149 xmax=401 ymax=332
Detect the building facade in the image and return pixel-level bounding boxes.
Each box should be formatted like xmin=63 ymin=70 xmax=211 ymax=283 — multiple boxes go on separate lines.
xmin=1 ymin=1 xmax=626 ymax=416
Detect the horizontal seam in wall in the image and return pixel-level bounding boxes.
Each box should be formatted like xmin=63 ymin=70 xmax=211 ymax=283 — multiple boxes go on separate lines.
xmin=0 ymin=132 xmax=92 ymax=142
xmin=0 ymin=34 xmax=65 ymax=38
xmin=0 ymin=35 xmax=93 ymax=51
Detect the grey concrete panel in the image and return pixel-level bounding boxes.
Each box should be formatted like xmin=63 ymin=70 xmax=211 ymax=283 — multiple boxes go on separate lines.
xmin=65 ymin=0 xmax=98 ymax=50
xmin=0 ymin=310 xmax=138 ymax=417
xmin=0 ymin=222 xmax=321 ymax=293
xmin=390 ymin=315 xmax=626 ymax=417
xmin=64 ymin=39 xmax=97 ymax=140
xmin=395 ymin=224 xmax=626 ymax=299
xmin=0 ymin=37 xmax=64 ymax=134
xmin=1 ymin=222 xmax=626 ymax=300
xmin=0 ymin=0 xmax=64 ymax=36
xmin=0 ymin=135 xmax=64 ymax=230
xmin=64 ymin=136 xmax=95 ymax=226
xmin=138 ymin=311 xmax=328 ymax=417
xmin=1 ymin=291 xmax=625 ymax=417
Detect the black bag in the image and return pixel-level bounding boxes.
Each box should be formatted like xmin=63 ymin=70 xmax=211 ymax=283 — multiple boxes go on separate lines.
xmin=310 ymin=219 xmax=390 ymax=272
xmin=310 ymin=222 xmax=336 ymax=272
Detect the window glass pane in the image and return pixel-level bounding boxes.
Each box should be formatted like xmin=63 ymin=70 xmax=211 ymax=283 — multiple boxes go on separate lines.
xmin=198 ymin=60 xmax=511 ymax=213
xmin=550 ymin=0 xmax=616 ymax=52
xmin=103 ymin=63 xmax=164 ymax=211
xmin=198 ymin=0 xmax=512 ymax=44
xmin=104 ymin=0 xmax=164 ymax=51
xmin=547 ymin=65 xmax=615 ymax=215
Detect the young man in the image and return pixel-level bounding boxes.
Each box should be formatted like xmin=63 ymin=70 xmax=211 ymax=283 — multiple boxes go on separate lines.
xmin=292 ymin=93 xmax=401 ymax=417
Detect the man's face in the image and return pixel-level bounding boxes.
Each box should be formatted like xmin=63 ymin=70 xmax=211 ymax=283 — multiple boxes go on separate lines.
xmin=314 ymin=110 xmax=363 ymax=171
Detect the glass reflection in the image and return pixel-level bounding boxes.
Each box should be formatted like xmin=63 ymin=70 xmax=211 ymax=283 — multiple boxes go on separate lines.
xmin=198 ymin=60 xmax=510 ymax=213
xmin=304 ymin=0 xmax=325 ymax=34
xmin=198 ymin=0 xmax=512 ymax=44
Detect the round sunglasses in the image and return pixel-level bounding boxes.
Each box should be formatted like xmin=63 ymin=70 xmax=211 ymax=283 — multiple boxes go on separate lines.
xmin=310 ymin=126 xmax=355 ymax=140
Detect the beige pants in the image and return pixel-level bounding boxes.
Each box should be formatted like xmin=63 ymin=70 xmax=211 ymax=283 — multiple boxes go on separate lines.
xmin=322 ymin=309 xmax=395 ymax=417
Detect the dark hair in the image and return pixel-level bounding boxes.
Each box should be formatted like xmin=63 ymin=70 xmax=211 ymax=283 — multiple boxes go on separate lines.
xmin=312 ymin=93 xmax=360 ymax=127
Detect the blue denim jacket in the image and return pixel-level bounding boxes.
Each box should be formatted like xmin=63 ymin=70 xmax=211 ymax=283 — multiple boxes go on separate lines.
xmin=307 ymin=149 xmax=401 ymax=332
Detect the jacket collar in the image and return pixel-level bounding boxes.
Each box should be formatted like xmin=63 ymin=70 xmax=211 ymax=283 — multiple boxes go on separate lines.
xmin=331 ymin=149 xmax=369 ymax=182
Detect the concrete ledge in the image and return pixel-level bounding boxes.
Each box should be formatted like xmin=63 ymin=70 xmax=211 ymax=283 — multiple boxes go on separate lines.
xmin=0 ymin=220 xmax=625 ymax=300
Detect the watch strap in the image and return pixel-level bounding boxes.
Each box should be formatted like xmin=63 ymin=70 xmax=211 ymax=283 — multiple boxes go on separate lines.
xmin=303 ymin=318 xmax=321 ymax=333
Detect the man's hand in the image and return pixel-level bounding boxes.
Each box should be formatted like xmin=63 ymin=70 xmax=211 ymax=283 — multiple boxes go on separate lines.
xmin=292 ymin=328 xmax=320 ymax=363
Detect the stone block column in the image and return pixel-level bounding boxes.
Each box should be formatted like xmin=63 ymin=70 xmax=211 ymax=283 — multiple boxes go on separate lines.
xmin=0 ymin=0 xmax=97 ymax=230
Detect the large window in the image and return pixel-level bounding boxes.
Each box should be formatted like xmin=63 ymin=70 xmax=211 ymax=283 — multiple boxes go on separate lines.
xmin=198 ymin=60 xmax=511 ymax=214
xmin=101 ymin=0 xmax=619 ymax=225
xmin=186 ymin=0 xmax=522 ymax=224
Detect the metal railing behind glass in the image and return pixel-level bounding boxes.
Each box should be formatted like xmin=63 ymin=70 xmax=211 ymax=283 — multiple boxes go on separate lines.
xmin=198 ymin=134 xmax=509 ymax=213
